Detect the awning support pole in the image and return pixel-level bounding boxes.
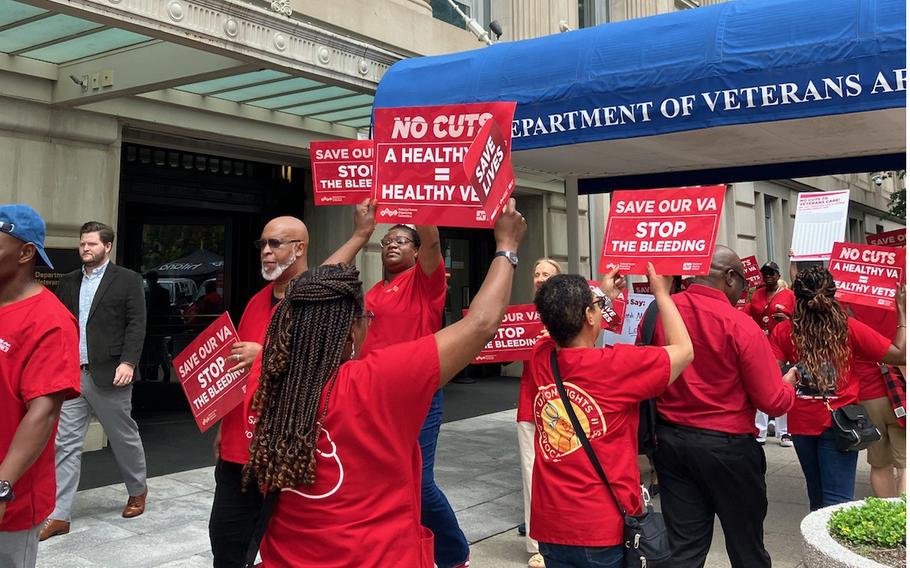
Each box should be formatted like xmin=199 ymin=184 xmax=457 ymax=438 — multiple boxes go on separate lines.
xmin=566 ymin=176 xmax=580 ymax=274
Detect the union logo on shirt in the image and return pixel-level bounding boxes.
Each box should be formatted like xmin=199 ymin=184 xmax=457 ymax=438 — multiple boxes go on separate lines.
xmin=533 ymin=382 xmax=605 ymax=460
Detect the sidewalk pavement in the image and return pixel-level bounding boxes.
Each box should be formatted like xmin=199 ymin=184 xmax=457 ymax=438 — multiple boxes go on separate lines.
xmin=36 ymin=410 xmax=873 ymax=567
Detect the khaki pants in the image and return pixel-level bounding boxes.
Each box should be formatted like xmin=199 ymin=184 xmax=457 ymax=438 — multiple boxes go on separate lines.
xmin=517 ymin=421 xmax=539 ymax=554
xmin=862 ymin=396 xmax=906 ymax=468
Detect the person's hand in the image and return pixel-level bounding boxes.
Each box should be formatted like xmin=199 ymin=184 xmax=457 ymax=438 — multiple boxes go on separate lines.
xmin=536 ymin=328 xmax=550 ymax=340
xmin=353 ymin=198 xmax=377 ymax=239
xmin=646 ymin=262 xmax=673 ymax=298
xmin=113 ymin=363 xmax=135 ymax=387
xmin=227 ymin=342 xmax=262 ymax=373
xmin=213 ymin=425 xmax=222 ymax=462
xmin=788 ymin=248 xmax=795 ymax=258
xmin=494 ymin=198 xmax=527 ymax=253
xmin=782 ymin=366 xmax=799 ymax=387
xmin=599 ymin=266 xmax=625 ymax=301
xmin=897 ymin=284 xmax=906 ymax=320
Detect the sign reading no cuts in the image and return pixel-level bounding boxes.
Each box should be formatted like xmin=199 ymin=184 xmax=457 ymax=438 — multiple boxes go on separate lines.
xmin=829 ymin=242 xmax=905 ymax=310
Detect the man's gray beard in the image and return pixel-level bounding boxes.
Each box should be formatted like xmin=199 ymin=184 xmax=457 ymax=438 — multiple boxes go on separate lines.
xmin=261 ymin=255 xmax=297 ymax=281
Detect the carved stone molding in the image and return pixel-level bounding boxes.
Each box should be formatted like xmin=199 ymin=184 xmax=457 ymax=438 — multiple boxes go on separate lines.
xmin=23 ymin=0 xmax=400 ymax=90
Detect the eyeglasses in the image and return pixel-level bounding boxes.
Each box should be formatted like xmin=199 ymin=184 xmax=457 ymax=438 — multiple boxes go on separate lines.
xmin=253 ymin=238 xmax=301 ymax=250
xmin=354 ymin=310 xmax=375 ymax=325
xmin=591 ymin=296 xmax=612 ymax=319
xmin=380 ymin=236 xmax=414 ymax=248
xmin=0 ymin=222 xmax=14 ymax=235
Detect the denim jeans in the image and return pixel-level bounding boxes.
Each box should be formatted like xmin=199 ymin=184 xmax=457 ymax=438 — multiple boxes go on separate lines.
xmin=539 ymin=542 xmax=624 ymax=568
xmin=420 ymin=390 xmax=470 ymax=567
xmin=792 ymin=428 xmax=859 ymax=511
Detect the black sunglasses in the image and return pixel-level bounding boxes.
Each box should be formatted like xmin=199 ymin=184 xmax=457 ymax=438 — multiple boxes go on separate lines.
xmin=253 ymin=238 xmax=301 ymax=250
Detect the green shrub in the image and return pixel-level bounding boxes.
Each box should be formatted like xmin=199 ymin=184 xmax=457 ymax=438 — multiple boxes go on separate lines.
xmin=828 ymin=496 xmax=906 ymax=549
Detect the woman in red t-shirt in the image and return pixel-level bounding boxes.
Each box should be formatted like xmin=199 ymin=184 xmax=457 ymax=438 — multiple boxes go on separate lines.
xmin=243 ymin=202 xmax=525 ymax=568
xmin=769 ymin=267 xmax=906 ymax=511
xmin=517 ymin=258 xmax=561 ymax=568
xmin=527 ymin=265 xmax=693 ymax=568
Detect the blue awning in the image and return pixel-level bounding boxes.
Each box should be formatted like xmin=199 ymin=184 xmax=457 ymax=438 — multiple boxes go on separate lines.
xmin=374 ymin=0 xmax=906 ymax=186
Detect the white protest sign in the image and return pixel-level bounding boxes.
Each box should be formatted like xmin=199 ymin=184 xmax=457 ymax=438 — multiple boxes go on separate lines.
xmin=790 ymin=190 xmax=850 ymax=261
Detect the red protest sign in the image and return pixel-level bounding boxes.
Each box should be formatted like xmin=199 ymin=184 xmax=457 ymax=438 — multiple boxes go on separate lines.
xmin=463 ymin=119 xmax=515 ymax=222
xmin=588 ymin=280 xmax=626 ymax=333
xmin=599 ymin=185 xmax=726 ymax=275
xmin=467 ymin=304 xmax=544 ymax=363
xmin=310 ymin=140 xmax=374 ymax=206
xmin=866 ymin=228 xmax=906 ymax=248
xmin=829 ymin=243 xmax=905 ymax=310
xmin=740 ymin=256 xmax=764 ymax=288
xmin=172 ymin=313 xmax=248 ymax=432
xmin=735 ymin=290 xmax=749 ymax=311
xmin=373 ymin=102 xmax=517 ymax=228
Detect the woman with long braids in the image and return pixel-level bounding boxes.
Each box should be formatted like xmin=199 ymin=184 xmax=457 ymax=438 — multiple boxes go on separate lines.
xmin=245 ymin=201 xmax=526 ymax=568
xmin=769 ymin=266 xmax=906 ymax=510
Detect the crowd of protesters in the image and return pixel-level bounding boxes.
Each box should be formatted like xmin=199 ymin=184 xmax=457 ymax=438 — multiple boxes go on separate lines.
xmin=0 ymin=199 xmax=905 ymax=568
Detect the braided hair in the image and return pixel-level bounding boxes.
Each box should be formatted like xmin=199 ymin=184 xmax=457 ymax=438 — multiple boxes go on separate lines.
xmin=791 ymin=266 xmax=851 ymax=393
xmin=244 ymin=264 xmax=363 ymax=491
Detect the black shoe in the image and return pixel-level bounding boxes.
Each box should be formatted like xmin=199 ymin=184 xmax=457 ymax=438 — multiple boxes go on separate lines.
xmin=517 ymin=522 xmax=526 ymax=536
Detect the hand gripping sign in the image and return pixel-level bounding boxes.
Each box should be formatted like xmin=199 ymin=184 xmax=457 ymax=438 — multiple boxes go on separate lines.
xmin=172 ymin=313 xmax=249 ymax=432
xmin=310 ymin=140 xmax=374 ymax=206
xmin=468 ymin=304 xmax=545 ymax=363
xmin=829 ymin=242 xmax=905 ymax=310
xmin=866 ymin=228 xmax=906 ymax=248
xmin=373 ymin=102 xmax=517 ymax=228
xmin=599 ymin=185 xmax=726 ymax=275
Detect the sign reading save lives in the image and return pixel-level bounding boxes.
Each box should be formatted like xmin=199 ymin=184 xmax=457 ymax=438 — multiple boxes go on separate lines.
xmin=310 ymin=140 xmax=374 ymax=206
xmin=172 ymin=313 xmax=248 ymax=432
xmin=373 ymin=102 xmax=517 ymax=228
xmin=829 ymin=243 xmax=905 ymax=310
xmin=463 ymin=118 xmax=515 ymax=223
xmin=599 ymin=185 xmax=726 ymax=275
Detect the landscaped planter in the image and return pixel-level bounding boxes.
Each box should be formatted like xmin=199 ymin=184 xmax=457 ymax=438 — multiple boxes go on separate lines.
xmin=800 ymin=499 xmax=904 ymax=568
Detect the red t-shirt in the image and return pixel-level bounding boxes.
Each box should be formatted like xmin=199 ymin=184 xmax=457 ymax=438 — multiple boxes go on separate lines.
xmin=527 ymin=337 xmax=670 ymax=547
xmin=517 ymin=363 xmax=534 ymax=423
xmin=769 ymin=318 xmax=891 ymax=436
xmin=0 ymin=289 xmax=81 ymax=531
xmin=645 ymin=285 xmax=795 ymax=434
xmin=746 ymin=287 xmax=796 ymax=336
xmin=261 ymin=336 xmax=440 ymax=568
xmin=219 ymin=284 xmax=277 ymax=465
xmin=360 ymin=259 xmax=446 ymax=355
xmin=848 ymin=303 xmax=898 ymax=401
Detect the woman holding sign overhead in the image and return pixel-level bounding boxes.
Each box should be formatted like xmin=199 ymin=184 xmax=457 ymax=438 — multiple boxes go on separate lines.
xmin=358 ymin=222 xmax=470 ymax=568
xmin=769 ymin=266 xmax=906 ymax=510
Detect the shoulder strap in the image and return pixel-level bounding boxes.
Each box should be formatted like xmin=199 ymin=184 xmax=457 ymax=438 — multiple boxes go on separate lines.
xmin=243 ymin=489 xmax=280 ymax=568
xmin=639 ymin=301 xmax=660 ymax=346
xmin=550 ymin=350 xmax=627 ymax=517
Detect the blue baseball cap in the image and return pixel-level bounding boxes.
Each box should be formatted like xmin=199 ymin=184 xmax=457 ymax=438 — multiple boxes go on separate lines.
xmin=0 ymin=204 xmax=54 ymax=268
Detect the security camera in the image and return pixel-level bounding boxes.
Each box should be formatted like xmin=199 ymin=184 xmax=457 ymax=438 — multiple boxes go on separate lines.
xmin=871 ymin=172 xmax=887 ymax=186
xmin=489 ymin=20 xmax=503 ymax=40
xmin=69 ymin=74 xmax=87 ymax=88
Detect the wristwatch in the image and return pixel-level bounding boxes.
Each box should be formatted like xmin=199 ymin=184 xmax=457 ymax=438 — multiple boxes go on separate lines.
xmin=0 ymin=480 xmax=14 ymax=503
xmin=494 ymin=251 xmax=519 ymax=268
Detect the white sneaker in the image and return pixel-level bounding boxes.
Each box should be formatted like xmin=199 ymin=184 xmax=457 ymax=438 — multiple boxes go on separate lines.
xmin=779 ymin=434 xmax=793 ymax=447
xmin=528 ymin=553 xmax=546 ymax=568
xmin=756 ymin=436 xmax=766 ymax=445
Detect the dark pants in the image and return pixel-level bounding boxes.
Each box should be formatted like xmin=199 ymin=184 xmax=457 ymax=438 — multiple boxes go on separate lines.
xmin=209 ymin=459 xmax=264 ymax=568
xmin=654 ymin=423 xmax=771 ymax=568
xmin=539 ymin=543 xmax=623 ymax=568
xmin=792 ymin=428 xmax=858 ymax=511
xmin=420 ymin=390 xmax=470 ymax=568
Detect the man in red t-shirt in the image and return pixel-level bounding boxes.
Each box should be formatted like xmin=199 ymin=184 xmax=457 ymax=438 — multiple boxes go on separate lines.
xmin=0 ymin=205 xmax=80 ymax=568
xmin=208 ymin=200 xmax=376 ymax=568
xmin=641 ymin=246 xmax=797 ymax=568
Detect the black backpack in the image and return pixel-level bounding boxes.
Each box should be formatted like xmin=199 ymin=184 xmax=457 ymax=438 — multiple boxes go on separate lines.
xmin=636 ymin=301 xmax=660 ymax=456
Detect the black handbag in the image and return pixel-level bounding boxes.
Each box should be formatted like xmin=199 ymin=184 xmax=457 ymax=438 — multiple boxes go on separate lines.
xmin=550 ymin=351 xmax=672 ymax=568
xmin=828 ymin=398 xmax=881 ymax=452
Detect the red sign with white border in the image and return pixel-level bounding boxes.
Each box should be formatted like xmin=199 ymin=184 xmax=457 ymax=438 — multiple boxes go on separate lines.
xmin=829 ymin=242 xmax=905 ymax=310
xmin=373 ymin=102 xmax=516 ymax=228
xmin=866 ymin=228 xmax=906 ymax=248
xmin=172 ymin=313 xmax=248 ymax=432
xmin=740 ymin=256 xmax=764 ymax=288
xmin=599 ymin=185 xmax=726 ymax=275
xmin=310 ymin=140 xmax=374 ymax=206
xmin=468 ymin=304 xmax=544 ymax=363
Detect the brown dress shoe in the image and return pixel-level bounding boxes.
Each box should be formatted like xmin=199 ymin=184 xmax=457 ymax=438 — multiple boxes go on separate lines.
xmin=39 ymin=519 xmax=70 ymax=541
xmin=122 ymin=488 xmax=148 ymax=518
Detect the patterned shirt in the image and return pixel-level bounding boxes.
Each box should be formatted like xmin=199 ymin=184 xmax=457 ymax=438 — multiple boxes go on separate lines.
xmin=78 ymin=260 xmax=109 ymax=364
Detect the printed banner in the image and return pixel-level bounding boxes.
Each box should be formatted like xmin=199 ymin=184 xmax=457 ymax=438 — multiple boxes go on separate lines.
xmin=599 ymin=185 xmax=726 ymax=275
xmin=866 ymin=228 xmax=906 ymax=248
xmin=172 ymin=313 xmax=248 ymax=432
xmin=740 ymin=256 xmax=764 ymax=288
xmin=469 ymin=304 xmax=544 ymax=363
xmin=310 ymin=140 xmax=374 ymax=206
xmin=373 ymin=102 xmax=517 ymax=228
xmin=829 ymin=242 xmax=905 ymax=310
xmin=463 ymin=119 xmax=516 ymax=221
xmin=790 ymin=190 xmax=850 ymax=261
